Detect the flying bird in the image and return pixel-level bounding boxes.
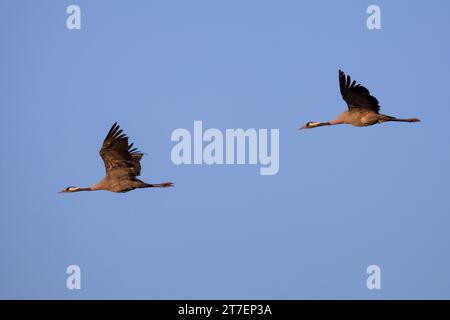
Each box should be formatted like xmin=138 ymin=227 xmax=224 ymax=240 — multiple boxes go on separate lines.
xmin=300 ymin=70 xmax=420 ymax=130
xmin=59 ymin=122 xmax=173 ymax=193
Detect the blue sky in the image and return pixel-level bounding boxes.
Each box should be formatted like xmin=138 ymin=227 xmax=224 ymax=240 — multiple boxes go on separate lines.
xmin=1 ymin=0 xmax=449 ymax=299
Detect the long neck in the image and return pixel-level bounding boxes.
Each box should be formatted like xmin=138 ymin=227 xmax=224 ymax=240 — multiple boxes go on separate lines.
xmin=308 ymin=119 xmax=345 ymax=129
xmin=329 ymin=118 xmax=345 ymax=126
xmin=310 ymin=121 xmax=332 ymax=128
xmin=74 ymin=187 xmax=93 ymax=192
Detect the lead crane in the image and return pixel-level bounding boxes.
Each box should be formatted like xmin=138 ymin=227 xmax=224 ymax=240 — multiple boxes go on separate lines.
xmin=300 ymin=70 xmax=420 ymax=130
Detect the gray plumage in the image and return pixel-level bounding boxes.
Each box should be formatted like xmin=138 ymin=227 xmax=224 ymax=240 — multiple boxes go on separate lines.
xmin=300 ymin=70 xmax=420 ymax=130
xmin=59 ymin=122 xmax=173 ymax=193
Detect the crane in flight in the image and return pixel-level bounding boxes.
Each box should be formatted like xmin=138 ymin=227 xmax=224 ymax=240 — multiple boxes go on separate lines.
xmin=59 ymin=122 xmax=173 ymax=193
xmin=300 ymin=70 xmax=420 ymax=130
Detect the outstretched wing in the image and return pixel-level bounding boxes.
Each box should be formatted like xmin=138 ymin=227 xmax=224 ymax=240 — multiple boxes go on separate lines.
xmin=339 ymin=70 xmax=380 ymax=113
xmin=99 ymin=122 xmax=144 ymax=178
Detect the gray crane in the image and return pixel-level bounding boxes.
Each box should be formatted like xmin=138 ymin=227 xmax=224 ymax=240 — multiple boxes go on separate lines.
xmin=59 ymin=122 xmax=173 ymax=193
xmin=300 ymin=70 xmax=420 ymax=129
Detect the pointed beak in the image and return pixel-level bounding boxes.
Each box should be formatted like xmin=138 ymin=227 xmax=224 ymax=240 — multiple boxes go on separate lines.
xmin=299 ymin=125 xmax=307 ymax=130
xmin=58 ymin=189 xmax=66 ymax=194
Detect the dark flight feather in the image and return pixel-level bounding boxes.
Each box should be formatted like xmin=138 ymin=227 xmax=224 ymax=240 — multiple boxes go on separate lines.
xmin=339 ymin=70 xmax=381 ymax=113
xmin=99 ymin=122 xmax=144 ymax=178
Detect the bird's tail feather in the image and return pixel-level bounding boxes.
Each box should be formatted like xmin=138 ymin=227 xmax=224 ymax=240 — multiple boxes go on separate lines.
xmin=380 ymin=115 xmax=421 ymax=123
xmin=143 ymin=182 xmax=174 ymax=188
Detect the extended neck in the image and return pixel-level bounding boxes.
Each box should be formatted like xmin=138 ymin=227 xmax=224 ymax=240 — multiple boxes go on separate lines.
xmin=302 ymin=119 xmax=345 ymax=130
xmin=317 ymin=121 xmax=332 ymax=127
xmin=309 ymin=121 xmax=332 ymax=128
xmin=74 ymin=187 xmax=93 ymax=192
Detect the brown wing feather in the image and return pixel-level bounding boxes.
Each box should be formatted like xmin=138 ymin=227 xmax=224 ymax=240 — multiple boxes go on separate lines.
xmin=99 ymin=122 xmax=144 ymax=177
xmin=339 ymin=70 xmax=381 ymax=113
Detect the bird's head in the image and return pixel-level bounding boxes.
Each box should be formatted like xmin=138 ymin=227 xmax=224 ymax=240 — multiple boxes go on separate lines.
xmin=299 ymin=122 xmax=320 ymax=130
xmin=59 ymin=186 xmax=78 ymax=193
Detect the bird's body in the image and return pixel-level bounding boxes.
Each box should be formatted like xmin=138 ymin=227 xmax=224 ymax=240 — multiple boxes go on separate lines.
xmin=300 ymin=70 xmax=420 ymax=130
xmin=89 ymin=176 xmax=155 ymax=193
xmin=60 ymin=122 xmax=173 ymax=193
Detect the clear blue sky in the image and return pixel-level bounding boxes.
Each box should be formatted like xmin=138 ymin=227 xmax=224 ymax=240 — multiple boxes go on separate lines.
xmin=1 ymin=0 xmax=449 ymax=299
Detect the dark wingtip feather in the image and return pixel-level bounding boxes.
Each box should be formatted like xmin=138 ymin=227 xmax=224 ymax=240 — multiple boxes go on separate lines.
xmin=106 ymin=122 xmax=120 ymax=140
xmin=114 ymin=129 xmax=123 ymax=137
